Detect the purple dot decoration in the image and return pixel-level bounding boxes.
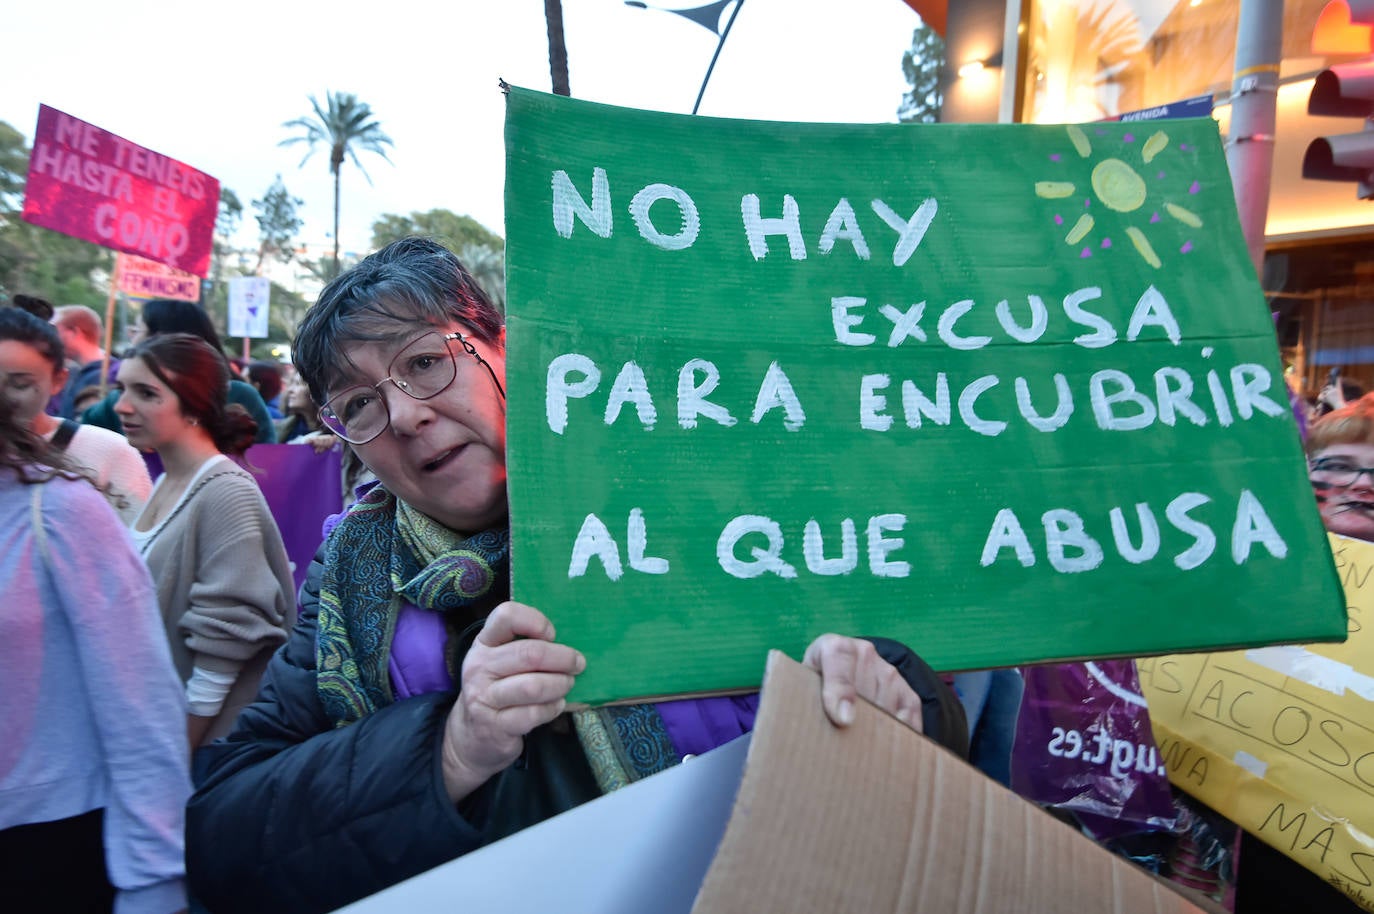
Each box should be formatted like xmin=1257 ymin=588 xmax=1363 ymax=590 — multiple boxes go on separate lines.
xmin=1188 ymin=180 xmax=1201 ymax=194
xmin=1150 ymin=212 xmax=1161 ymax=224
xmin=1084 ymin=198 xmax=1092 ymax=209
xmin=1157 ymin=171 xmax=1166 ymax=180
xmin=1180 ymin=241 xmax=1193 ymax=254
xmin=1053 ymin=214 xmax=1064 ymax=225
xmin=1124 ymin=133 xmax=1135 ymax=143
xmin=1101 ymin=237 xmax=1112 ymax=249
xmin=1081 ymin=247 xmax=1093 ymax=258
xmin=1180 ymin=143 xmax=1191 ymax=151
xmin=1050 ymin=153 xmax=1062 ymax=162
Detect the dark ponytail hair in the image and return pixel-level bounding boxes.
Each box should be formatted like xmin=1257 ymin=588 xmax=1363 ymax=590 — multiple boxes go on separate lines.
xmin=139 ymin=299 xmax=225 ymax=354
xmin=10 ymin=294 xmax=55 ymax=321
xmin=124 ymin=333 xmax=258 ymax=456
xmin=0 ymin=306 xmax=65 ymax=373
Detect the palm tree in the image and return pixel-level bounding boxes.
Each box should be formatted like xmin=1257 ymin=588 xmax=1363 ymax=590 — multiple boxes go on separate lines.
xmin=280 ymin=92 xmax=393 ymax=277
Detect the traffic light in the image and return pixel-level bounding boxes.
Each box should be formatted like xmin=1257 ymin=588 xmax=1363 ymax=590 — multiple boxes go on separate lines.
xmin=1304 ymin=2 xmax=1374 ymax=199
xmin=1304 ymin=61 xmax=1374 ymax=199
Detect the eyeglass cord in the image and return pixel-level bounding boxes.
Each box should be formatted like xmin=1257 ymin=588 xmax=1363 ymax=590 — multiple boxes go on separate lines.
xmin=456 ymin=334 xmax=506 ymax=403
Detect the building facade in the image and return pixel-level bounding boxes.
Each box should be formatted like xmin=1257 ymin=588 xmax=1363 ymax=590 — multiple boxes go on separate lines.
xmin=923 ymin=0 xmax=1373 ymax=403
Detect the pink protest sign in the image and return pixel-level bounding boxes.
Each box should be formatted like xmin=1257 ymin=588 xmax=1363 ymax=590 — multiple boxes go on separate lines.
xmin=22 ymin=105 xmax=219 ymax=277
xmin=117 ymin=252 xmax=202 ymax=302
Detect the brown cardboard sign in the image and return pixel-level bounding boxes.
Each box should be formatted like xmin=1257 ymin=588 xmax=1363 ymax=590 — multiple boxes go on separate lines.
xmin=339 ymin=651 xmax=1214 ymax=914
xmin=693 ymin=652 xmax=1208 ymax=914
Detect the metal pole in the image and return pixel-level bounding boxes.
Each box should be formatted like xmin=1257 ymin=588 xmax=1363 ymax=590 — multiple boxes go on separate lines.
xmin=546 ymin=0 xmax=571 ymax=96
xmin=1226 ymin=0 xmax=1284 ymax=279
xmin=98 ymin=256 xmax=120 ymax=396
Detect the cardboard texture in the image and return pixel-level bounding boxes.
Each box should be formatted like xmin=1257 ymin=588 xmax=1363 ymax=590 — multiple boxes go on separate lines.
xmin=340 ymin=651 xmax=1208 ymax=913
xmin=1142 ymin=532 xmax=1374 ymax=910
xmin=693 ymin=652 xmax=1206 ymax=914
xmin=502 ymin=85 xmax=1346 ymax=705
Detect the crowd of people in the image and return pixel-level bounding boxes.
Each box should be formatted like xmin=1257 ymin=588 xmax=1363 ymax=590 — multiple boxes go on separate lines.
xmin=0 ymin=296 xmax=303 ymax=910
xmin=1 ymin=238 xmax=1368 ymax=913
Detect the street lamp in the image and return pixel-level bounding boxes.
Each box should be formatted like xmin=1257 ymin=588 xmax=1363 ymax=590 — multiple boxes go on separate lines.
xmin=625 ymin=0 xmax=746 ymax=115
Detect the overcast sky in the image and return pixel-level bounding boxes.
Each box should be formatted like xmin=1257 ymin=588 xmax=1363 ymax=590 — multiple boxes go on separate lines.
xmin=4 ymin=0 xmax=923 ymax=256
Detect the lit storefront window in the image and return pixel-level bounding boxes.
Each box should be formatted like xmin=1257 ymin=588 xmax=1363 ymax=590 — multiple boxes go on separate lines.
xmin=1021 ymin=0 xmax=1337 ymax=124
xmin=1272 ymin=241 xmax=1374 ymax=405
xmin=1019 ymin=0 xmax=1373 ymax=409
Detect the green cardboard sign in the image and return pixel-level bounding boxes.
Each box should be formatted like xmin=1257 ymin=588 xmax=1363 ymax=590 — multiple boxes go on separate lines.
xmin=502 ymin=86 xmax=1346 ymax=705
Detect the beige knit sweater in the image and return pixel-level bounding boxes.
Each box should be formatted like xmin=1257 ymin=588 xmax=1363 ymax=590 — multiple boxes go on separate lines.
xmin=45 ymin=423 xmax=153 ymax=525
xmin=134 ymin=456 xmax=296 ymax=740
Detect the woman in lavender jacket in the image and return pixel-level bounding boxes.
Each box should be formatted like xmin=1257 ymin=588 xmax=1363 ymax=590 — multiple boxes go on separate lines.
xmin=0 ymin=397 xmax=189 ymax=913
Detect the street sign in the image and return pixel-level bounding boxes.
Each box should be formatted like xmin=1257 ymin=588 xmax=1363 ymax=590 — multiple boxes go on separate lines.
xmin=1113 ymin=95 xmax=1216 ymax=123
xmin=227 ymin=276 xmax=270 ymax=338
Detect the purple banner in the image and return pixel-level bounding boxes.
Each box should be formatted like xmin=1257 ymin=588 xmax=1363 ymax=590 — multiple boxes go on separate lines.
xmin=144 ymin=444 xmax=343 ymax=593
xmin=244 ymin=444 xmax=343 ymax=592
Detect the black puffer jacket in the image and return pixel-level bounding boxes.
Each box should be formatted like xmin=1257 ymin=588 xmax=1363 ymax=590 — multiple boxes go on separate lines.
xmin=187 ymin=546 xmax=967 ymax=913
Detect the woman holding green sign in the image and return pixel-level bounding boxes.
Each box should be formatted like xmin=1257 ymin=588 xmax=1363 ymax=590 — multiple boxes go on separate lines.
xmin=185 ymin=237 xmax=967 ymax=913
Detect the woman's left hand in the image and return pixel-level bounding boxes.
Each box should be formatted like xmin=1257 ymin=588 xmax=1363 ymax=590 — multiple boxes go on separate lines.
xmin=802 ymin=634 xmax=924 ymax=733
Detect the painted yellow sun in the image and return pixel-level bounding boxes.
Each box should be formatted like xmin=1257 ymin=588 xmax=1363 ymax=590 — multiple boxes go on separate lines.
xmin=1034 ymin=124 xmax=1203 ymax=268
xmin=1091 ymin=159 xmax=1146 ymax=212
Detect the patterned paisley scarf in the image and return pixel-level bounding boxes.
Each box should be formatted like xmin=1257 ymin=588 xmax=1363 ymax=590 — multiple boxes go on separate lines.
xmin=316 ymin=485 xmax=509 ymax=726
xmin=315 ymin=485 xmax=680 ymax=792
xmin=572 ymin=705 xmax=680 ymax=793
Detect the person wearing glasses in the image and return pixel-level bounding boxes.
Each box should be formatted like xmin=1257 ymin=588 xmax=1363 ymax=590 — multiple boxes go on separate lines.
xmin=1306 ymin=394 xmax=1374 ymax=543
xmin=1222 ymin=398 xmax=1374 ymax=913
xmin=185 ymin=237 xmax=967 ymax=914
xmin=115 ymin=333 xmax=295 ymax=751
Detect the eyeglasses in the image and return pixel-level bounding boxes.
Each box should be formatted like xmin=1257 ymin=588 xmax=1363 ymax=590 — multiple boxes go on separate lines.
xmin=319 ymin=329 xmax=504 ymax=444
xmin=1309 ymin=457 xmax=1374 ymax=488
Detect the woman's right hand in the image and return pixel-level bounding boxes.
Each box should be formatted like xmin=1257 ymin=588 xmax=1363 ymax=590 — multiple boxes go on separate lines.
xmin=440 ymin=601 xmax=585 ymax=803
xmin=301 ymin=431 xmax=340 ymax=453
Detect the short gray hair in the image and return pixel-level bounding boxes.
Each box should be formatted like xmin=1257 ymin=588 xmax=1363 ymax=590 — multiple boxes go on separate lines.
xmin=292 ymin=237 xmax=503 ymax=406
